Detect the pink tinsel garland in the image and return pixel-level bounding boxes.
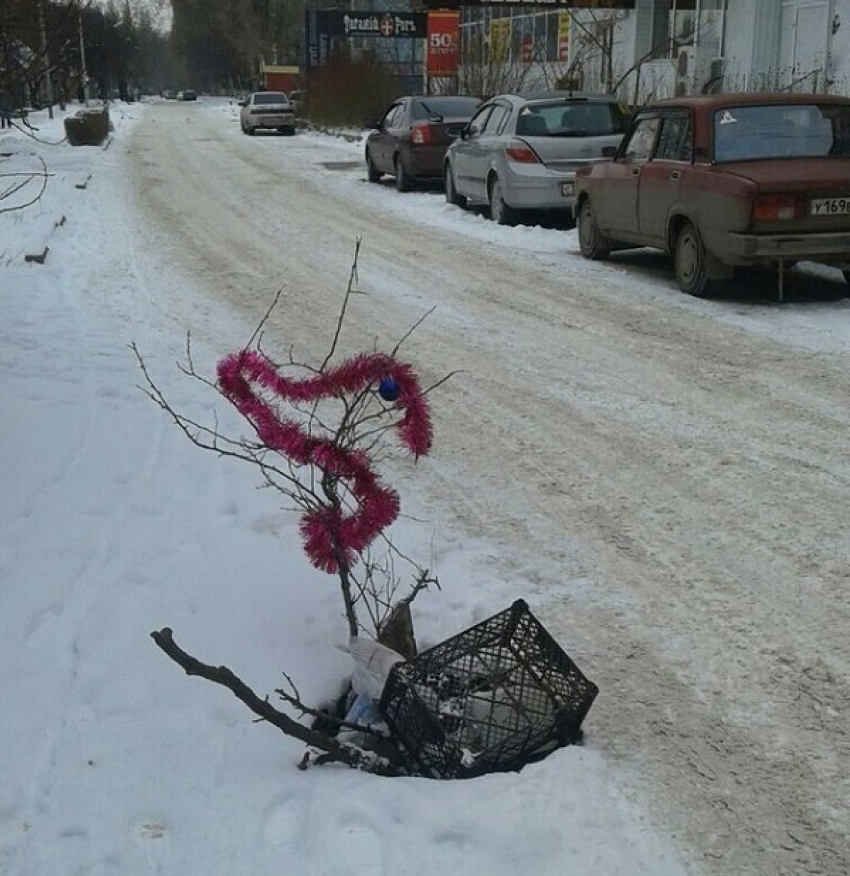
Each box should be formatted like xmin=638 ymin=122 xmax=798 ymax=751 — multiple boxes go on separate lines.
xmin=217 ymin=349 xmax=432 ymax=572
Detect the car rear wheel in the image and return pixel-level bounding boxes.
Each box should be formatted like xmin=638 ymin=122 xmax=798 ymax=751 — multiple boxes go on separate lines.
xmin=489 ymin=177 xmax=516 ymax=226
xmin=444 ymin=163 xmax=466 ymax=208
xmin=675 ymin=221 xmax=717 ymax=297
xmin=577 ymin=198 xmax=611 ymax=260
xmin=395 ymin=156 xmax=412 ymax=192
xmin=246 ymin=124 xmax=255 ymax=136
xmin=366 ymin=149 xmax=381 ymax=183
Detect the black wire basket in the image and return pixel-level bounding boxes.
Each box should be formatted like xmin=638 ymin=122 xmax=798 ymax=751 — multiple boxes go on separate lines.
xmin=378 ymin=599 xmax=598 ymax=779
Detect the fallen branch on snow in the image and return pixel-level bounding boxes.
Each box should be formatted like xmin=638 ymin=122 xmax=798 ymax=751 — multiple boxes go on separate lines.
xmin=150 ymin=627 xmax=407 ymax=777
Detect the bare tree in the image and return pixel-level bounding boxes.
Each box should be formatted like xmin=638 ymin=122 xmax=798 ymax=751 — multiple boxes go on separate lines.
xmin=136 ymin=242 xmax=452 ymax=773
xmin=456 ymin=17 xmax=531 ymax=99
xmin=557 ymin=10 xmax=629 ymax=95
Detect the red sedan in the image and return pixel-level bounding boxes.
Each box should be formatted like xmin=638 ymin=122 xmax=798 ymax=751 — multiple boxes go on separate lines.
xmin=574 ymin=93 xmax=850 ymax=297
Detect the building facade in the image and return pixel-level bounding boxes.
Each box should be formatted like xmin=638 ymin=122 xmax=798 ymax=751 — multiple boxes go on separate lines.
xmin=454 ymin=0 xmax=850 ymax=102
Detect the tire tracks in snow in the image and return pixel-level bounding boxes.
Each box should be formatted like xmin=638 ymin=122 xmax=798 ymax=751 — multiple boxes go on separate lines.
xmin=127 ymin=101 xmax=850 ymax=876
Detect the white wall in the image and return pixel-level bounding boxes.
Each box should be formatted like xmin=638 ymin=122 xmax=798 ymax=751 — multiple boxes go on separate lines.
xmin=458 ymin=0 xmax=850 ymax=99
xmin=722 ymin=0 xmax=850 ymax=93
xmin=568 ymin=8 xmax=640 ymax=98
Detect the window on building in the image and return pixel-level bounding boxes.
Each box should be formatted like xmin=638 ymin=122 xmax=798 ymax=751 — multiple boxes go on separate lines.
xmin=652 ymin=0 xmax=697 ymax=58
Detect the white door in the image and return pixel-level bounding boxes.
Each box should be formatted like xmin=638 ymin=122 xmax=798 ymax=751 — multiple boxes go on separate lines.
xmin=780 ymin=0 xmax=830 ymax=91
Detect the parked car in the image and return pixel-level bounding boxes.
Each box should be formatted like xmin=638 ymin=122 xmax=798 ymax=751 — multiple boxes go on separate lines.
xmin=239 ymin=91 xmax=295 ymax=136
xmin=574 ymin=92 xmax=850 ymax=297
xmin=177 ymin=89 xmax=197 ymax=101
xmin=288 ymin=90 xmax=303 ymax=115
xmin=365 ymin=95 xmax=482 ymax=192
xmin=443 ymin=91 xmax=629 ymax=225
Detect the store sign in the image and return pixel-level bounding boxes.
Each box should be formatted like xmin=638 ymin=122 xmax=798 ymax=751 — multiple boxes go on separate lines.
xmin=427 ymin=11 xmax=460 ymax=76
xmin=306 ymin=9 xmax=428 ymax=69
xmin=307 ymin=10 xmax=426 ymax=41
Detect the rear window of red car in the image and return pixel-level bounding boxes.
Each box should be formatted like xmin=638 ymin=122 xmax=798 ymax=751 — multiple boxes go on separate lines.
xmin=713 ymin=103 xmax=850 ymax=162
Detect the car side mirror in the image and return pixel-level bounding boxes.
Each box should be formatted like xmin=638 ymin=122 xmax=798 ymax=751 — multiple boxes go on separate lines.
xmin=601 ymin=145 xmax=617 ymax=158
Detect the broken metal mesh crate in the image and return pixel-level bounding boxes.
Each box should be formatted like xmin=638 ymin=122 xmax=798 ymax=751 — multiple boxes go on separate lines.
xmin=378 ymin=599 xmax=598 ymax=779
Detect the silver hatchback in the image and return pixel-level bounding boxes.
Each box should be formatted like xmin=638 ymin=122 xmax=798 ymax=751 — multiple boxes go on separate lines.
xmin=444 ymin=91 xmax=629 ymax=225
xmin=240 ymin=91 xmax=295 ymax=136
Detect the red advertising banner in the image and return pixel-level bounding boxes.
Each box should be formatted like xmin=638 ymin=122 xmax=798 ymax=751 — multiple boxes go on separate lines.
xmin=427 ymin=11 xmax=460 ymax=76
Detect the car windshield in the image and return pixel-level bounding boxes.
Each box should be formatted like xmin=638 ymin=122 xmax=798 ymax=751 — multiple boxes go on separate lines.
xmin=253 ymin=92 xmax=288 ymax=106
xmin=411 ymin=97 xmax=480 ymax=120
xmin=713 ymin=103 xmax=850 ymax=161
xmin=517 ymin=101 xmax=630 ymax=138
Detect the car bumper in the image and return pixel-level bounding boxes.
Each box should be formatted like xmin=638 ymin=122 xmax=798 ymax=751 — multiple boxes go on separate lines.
xmin=247 ymin=114 xmax=294 ymax=128
xmin=725 ymin=230 xmax=850 ymax=267
xmin=406 ymin=145 xmax=453 ymax=179
xmin=501 ymin=166 xmax=576 ymax=211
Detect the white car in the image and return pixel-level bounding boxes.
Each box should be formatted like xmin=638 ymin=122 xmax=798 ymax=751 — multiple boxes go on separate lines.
xmin=444 ymin=91 xmax=629 ymax=225
xmin=239 ymin=91 xmax=295 ymax=136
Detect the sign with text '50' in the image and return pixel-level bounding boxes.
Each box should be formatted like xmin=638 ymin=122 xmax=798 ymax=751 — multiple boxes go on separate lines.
xmin=427 ymin=12 xmax=460 ymax=77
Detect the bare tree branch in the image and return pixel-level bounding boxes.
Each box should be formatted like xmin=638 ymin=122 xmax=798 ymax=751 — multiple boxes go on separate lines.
xmin=0 ymin=156 xmax=51 ymax=215
xmin=151 ymin=627 xmax=407 ymax=776
xmin=322 ymin=236 xmax=361 ymax=371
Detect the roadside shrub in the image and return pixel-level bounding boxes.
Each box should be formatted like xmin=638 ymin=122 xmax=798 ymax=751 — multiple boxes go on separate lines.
xmin=304 ymin=54 xmax=400 ymax=127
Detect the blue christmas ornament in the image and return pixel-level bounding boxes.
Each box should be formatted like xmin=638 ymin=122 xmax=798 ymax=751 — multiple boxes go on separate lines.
xmin=378 ymin=376 xmax=401 ymax=402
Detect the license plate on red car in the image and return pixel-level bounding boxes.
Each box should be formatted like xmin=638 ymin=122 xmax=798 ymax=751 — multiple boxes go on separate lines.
xmin=811 ymin=197 xmax=850 ymax=216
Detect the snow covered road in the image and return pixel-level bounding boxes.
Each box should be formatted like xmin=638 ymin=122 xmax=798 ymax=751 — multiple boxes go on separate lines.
xmin=105 ymin=98 xmax=850 ymax=874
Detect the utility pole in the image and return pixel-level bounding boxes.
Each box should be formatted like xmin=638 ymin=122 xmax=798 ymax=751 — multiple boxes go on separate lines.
xmin=78 ymin=7 xmax=89 ymax=106
xmin=38 ymin=0 xmax=55 ymax=119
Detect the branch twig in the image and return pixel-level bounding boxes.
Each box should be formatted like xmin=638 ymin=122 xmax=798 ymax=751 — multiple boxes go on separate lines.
xmin=150 ymin=627 xmax=406 ymax=776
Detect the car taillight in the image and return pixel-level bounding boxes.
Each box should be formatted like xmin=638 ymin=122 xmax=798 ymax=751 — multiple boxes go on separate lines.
xmin=753 ymin=194 xmax=806 ymax=221
xmin=504 ymin=139 xmax=540 ymax=164
xmin=410 ymin=123 xmax=433 ymax=145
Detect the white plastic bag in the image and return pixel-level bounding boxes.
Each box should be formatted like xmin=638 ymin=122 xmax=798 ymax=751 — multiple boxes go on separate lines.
xmin=348 ymin=636 xmax=405 ymax=701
